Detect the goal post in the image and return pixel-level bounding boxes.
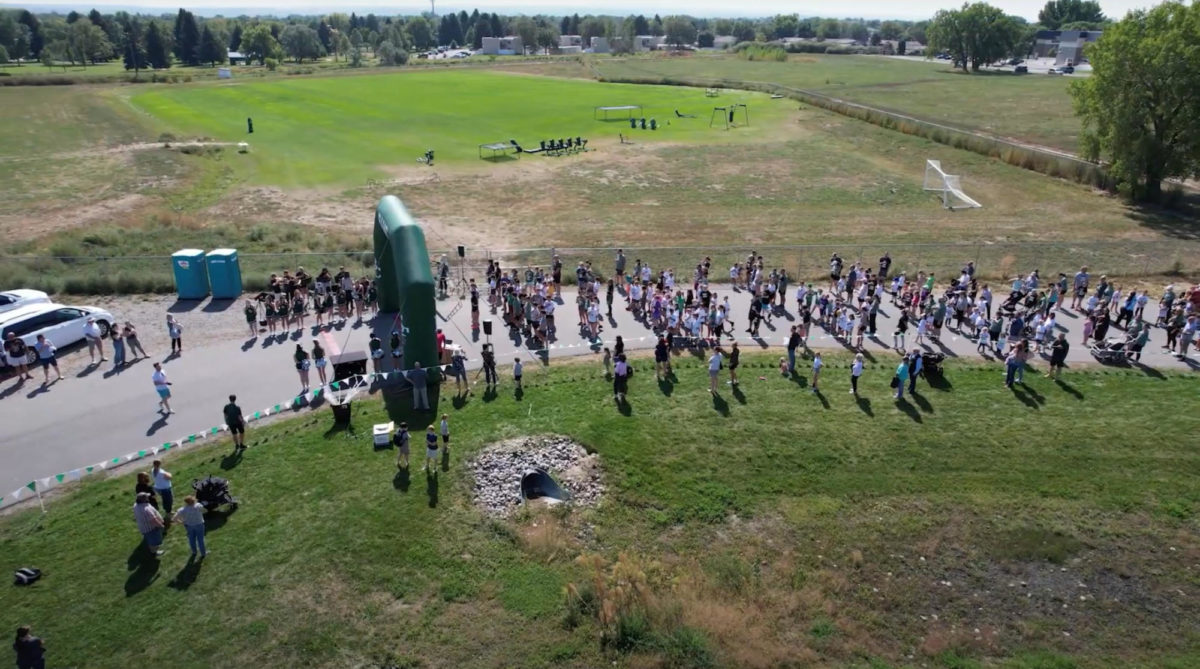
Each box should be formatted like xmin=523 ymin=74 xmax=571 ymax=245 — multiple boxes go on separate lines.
xmin=923 ymin=159 xmax=982 ymax=210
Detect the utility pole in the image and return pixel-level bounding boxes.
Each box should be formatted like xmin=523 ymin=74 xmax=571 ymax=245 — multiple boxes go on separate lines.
xmin=430 ymin=0 xmax=436 ymax=18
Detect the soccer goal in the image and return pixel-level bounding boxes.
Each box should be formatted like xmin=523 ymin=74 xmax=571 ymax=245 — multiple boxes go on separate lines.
xmin=923 ymin=160 xmax=982 ymax=210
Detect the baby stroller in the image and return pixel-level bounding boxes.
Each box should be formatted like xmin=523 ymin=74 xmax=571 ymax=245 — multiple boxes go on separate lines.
xmin=1090 ymin=338 xmax=1129 ymax=364
xmin=921 ymin=352 xmax=946 ymax=378
xmin=193 ymin=475 xmax=238 ymax=511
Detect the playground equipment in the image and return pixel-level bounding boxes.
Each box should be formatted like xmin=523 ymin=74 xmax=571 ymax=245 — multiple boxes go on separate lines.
xmin=923 ymin=159 xmax=983 ymax=210
xmin=710 ymin=104 xmax=749 ymax=129
xmin=594 ymin=105 xmax=642 ymax=121
xmin=373 ymin=195 xmax=439 ymax=376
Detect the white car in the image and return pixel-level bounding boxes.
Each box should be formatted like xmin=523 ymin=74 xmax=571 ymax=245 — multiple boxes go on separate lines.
xmin=0 ymin=289 xmax=50 ymax=315
xmin=1 ymin=303 xmax=116 ymax=364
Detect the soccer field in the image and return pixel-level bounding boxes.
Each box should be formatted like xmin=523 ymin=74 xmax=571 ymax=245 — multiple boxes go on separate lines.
xmin=130 ymin=69 xmax=791 ymax=186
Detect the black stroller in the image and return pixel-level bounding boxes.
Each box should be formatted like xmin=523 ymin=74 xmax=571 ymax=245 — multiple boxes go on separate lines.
xmin=921 ymin=352 xmax=946 ymax=377
xmin=193 ymin=476 xmax=238 ymax=511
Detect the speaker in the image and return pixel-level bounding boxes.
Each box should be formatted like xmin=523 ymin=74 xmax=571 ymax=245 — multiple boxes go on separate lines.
xmin=457 ymin=245 xmax=465 ymax=258
xmin=482 ymin=319 xmax=493 ymax=336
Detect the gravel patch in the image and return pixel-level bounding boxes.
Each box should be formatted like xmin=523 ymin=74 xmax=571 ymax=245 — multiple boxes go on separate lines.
xmin=469 ymin=435 xmax=605 ymax=517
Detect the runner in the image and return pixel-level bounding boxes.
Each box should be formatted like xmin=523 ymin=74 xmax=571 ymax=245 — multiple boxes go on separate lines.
xmin=151 ymin=362 xmax=171 ymax=414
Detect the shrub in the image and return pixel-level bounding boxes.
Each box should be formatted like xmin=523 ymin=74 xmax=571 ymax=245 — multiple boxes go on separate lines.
xmin=264 ymin=57 xmax=278 ymax=71
xmin=735 ymin=44 xmax=788 ymax=62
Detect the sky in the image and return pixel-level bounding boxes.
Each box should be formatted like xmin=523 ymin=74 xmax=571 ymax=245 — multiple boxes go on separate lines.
xmin=1 ymin=0 xmax=1165 ymax=21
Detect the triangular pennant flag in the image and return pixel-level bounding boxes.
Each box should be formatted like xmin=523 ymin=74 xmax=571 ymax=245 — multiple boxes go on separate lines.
xmin=162 ymin=442 xmax=172 ymax=450
xmin=26 ymin=481 xmax=37 ymax=491
xmin=211 ymin=427 xmax=220 ymax=435
xmin=312 ymin=389 xmax=321 ymax=398
xmin=55 ymin=473 xmax=66 ymax=483
xmin=274 ymin=404 xmax=281 ymax=413
xmin=11 ymin=488 xmax=23 ymax=501
xmin=86 ymin=466 xmax=96 ymax=473
xmin=254 ymin=411 xmax=261 ymax=419
xmin=39 ymin=477 xmax=52 ymax=489
xmin=294 ymin=396 xmax=302 ymax=405
xmin=162 ymin=443 xmax=173 ymax=451
xmin=188 ymin=434 xmax=196 ymax=443
xmin=111 ymin=457 xmax=121 ymax=465
xmin=125 ymin=453 xmax=138 ymax=462
xmin=137 ymin=450 xmax=147 ymax=458
xmin=332 ymin=381 xmax=340 ymax=390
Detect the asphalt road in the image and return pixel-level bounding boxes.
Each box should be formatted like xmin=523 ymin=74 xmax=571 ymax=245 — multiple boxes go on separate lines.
xmin=1 ymin=285 xmax=1194 ymax=499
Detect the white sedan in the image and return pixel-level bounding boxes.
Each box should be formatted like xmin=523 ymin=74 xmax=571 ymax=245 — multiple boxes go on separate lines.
xmin=1 ymin=303 xmax=116 ymax=363
xmin=0 ymin=289 xmax=50 ymax=315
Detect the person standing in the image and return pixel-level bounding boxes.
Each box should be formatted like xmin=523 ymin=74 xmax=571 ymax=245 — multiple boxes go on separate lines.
xmin=613 ymin=354 xmax=629 ymax=401
xmin=123 ymin=322 xmax=148 ymax=359
xmin=172 ymin=496 xmax=208 ymax=558
xmin=481 ymin=344 xmax=498 ymax=386
xmin=850 ymin=353 xmax=864 ymax=396
xmin=1004 ymin=346 xmax=1021 ymax=388
xmin=728 ymin=342 xmax=740 ymax=386
xmin=707 ymin=348 xmax=723 ymax=394
xmin=407 ymin=361 xmax=430 ymax=410
xmin=654 ymin=337 xmax=670 ymax=379
xmin=512 ymin=358 xmax=523 ymax=391
xmin=424 ymin=426 xmax=439 ymax=472
xmin=151 ymin=361 xmax=172 ymax=414
xmin=810 ymin=352 xmax=823 ymax=393
xmin=110 ymin=326 xmax=126 ymax=369
xmin=786 ymin=326 xmax=801 ymax=374
xmin=32 ymin=335 xmax=61 ymax=386
xmin=312 ymin=340 xmax=328 ymax=387
xmin=907 ymin=351 xmax=923 ymax=395
xmin=135 ymin=472 xmax=159 ymax=510
xmin=244 ymin=300 xmax=259 ymax=337
xmin=1046 ymin=334 xmax=1069 ymax=379
xmin=450 ymin=348 xmax=469 ymax=395
xmin=439 ymin=413 xmax=451 ymax=454
xmin=224 ymin=395 xmax=246 ymax=451
xmin=151 ymin=459 xmax=174 ymax=516
xmin=614 ymin=249 xmax=627 ymax=290
xmin=133 ymin=492 xmax=165 ymax=556
xmin=167 ymin=315 xmax=183 ymax=355
xmin=4 ymin=332 xmax=33 ymax=383
xmin=294 ymin=344 xmax=311 ymax=392
xmin=13 ymin=625 xmax=46 ymax=669
xmin=893 ymin=358 xmax=909 ymax=400
xmin=394 ymin=422 xmax=411 ymax=469
xmin=82 ymin=317 xmax=106 ymax=364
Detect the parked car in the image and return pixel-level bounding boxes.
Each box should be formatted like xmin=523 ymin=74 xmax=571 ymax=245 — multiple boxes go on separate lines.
xmin=1014 ymin=65 xmax=1029 ymax=74
xmin=0 ymin=289 xmax=50 ymax=315
xmin=1007 ymin=58 xmax=1025 ymax=66
xmin=0 ymin=303 xmax=116 ymax=364
xmin=1047 ymin=68 xmax=1061 ymax=75
xmin=1060 ymin=65 xmax=1075 ymax=74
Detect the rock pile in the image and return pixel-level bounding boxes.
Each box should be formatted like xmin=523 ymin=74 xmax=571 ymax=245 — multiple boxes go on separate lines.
xmin=470 ymin=435 xmax=605 ymax=517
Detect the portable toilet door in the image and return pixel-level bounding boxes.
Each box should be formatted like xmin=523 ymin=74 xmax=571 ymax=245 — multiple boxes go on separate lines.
xmin=172 ymin=249 xmax=210 ymax=299
xmin=206 ymin=248 xmax=243 ymax=299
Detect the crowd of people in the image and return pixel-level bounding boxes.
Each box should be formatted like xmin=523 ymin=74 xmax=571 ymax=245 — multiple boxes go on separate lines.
xmin=245 ymin=266 xmax=379 ymax=337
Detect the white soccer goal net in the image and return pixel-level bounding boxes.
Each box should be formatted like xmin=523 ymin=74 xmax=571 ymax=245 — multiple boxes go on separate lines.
xmin=923 ymin=159 xmax=982 ymax=210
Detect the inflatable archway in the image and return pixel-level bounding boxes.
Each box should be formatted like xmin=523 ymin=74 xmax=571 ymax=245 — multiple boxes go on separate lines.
xmin=373 ymin=195 xmax=437 ymax=374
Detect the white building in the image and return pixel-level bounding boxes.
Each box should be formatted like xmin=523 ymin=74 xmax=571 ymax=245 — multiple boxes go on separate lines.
xmin=633 ymin=35 xmax=664 ymax=51
xmin=559 ymin=34 xmax=583 ymax=48
xmin=481 ymin=36 xmax=524 ymax=56
xmin=711 ymin=35 xmax=737 ymax=50
xmin=590 ymin=36 xmax=611 ymax=53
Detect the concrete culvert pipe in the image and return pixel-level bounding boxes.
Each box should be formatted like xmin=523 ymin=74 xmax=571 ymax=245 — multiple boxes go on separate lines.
xmin=520 ymin=469 xmax=570 ymax=504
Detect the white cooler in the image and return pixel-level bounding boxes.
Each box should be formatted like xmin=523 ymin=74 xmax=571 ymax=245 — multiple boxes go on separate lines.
xmin=373 ymin=422 xmax=394 ymax=447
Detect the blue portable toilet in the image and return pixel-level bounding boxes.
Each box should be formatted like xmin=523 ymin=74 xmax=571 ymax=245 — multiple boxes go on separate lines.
xmin=172 ymin=249 xmax=209 ymax=299
xmin=206 ymin=248 xmax=243 ymax=299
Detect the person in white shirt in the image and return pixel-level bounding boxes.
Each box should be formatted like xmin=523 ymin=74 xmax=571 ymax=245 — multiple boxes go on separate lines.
xmin=151 ymin=362 xmax=172 ymax=414
xmin=850 ymin=353 xmax=864 ymax=395
xmin=172 ymin=495 xmax=207 ymax=558
xmin=810 ymin=352 xmax=823 ymax=393
xmin=707 ymin=349 xmax=723 ymax=394
xmin=82 ymin=317 xmax=106 ymax=364
xmin=151 ymin=459 xmax=175 ymax=514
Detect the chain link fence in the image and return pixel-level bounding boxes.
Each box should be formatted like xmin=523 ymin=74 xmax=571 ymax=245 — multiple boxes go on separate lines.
xmin=1 ymin=241 xmax=1196 ymax=296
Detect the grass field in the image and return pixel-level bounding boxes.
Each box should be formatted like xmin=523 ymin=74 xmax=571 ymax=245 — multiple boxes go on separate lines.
xmin=129 ymin=69 xmax=790 ymax=185
xmin=594 ymin=54 xmax=1083 ymax=153
xmin=2 ymin=354 xmax=1197 ymax=668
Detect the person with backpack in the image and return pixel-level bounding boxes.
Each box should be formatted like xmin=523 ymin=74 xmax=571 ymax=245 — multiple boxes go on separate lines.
xmin=13 ymin=625 xmax=46 ymax=669
xmin=394 ymin=422 xmax=411 ymax=469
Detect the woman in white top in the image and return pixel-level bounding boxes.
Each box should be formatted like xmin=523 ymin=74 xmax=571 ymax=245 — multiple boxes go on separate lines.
xmin=172 ymin=495 xmax=207 ymax=558
xmin=850 ymin=353 xmax=864 ymax=395
xmin=707 ymin=349 xmax=723 ymax=394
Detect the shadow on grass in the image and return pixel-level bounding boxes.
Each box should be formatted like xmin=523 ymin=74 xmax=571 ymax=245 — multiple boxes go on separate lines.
xmin=711 ymin=392 xmax=729 ymax=416
xmin=731 ymin=383 xmax=747 ymax=405
xmin=814 ymin=388 xmax=830 ymax=410
xmin=393 ymin=467 xmax=410 ymax=493
xmin=927 ymin=373 xmax=953 ymax=392
xmin=657 ymin=376 xmax=674 ymax=396
xmin=204 ymin=507 xmax=238 ymax=533
xmin=441 ymin=448 xmax=451 ymax=472
xmin=1010 ymin=384 xmax=1042 ymax=410
xmin=426 ymin=469 xmax=439 ymax=508
xmin=219 ymin=448 xmax=243 ymax=471
xmin=895 ymin=397 xmax=922 ymax=423
xmin=855 ymin=395 xmax=873 ymax=417
xmin=911 ymin=391 xmax=934 ymax=414
xmin=1055 ymin=378 xmax=1084 ymax=400
xmin=380 ymin=386 xmax=435 ymax=431
xmin=125 ymin=543 xmax=160 ymax=597
xmin=167 ymin=555 xmax=203 ymax=591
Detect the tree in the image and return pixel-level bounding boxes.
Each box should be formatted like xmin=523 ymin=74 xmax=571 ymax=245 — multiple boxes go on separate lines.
xmin=846 ymin=21 xmax=870 ymax=43
xmin=927 ymin=2 xmax=1021 ymax=72
xmin=406 ymin=17 xmax=434 ymax=50
xmin=199 ymin=25 xmax=225 ymax=66
xmin=772 ymin=14 xmax=799 ymax=40
xmin=560 ymin=15 xmax=570 ymax=35
xmin=898 ymin=39 xmax=907 ymax=54
xmin=228 ymin=23 xmax=242 ymax=51
xmin=817 ymin=18 xmax=841 ymax=39
xmin=536 ymin=25 xmax=559 ymax=53
xmin=663 ymin=16 xmax=697 ymax=47
xmin=514 ymin=17 xmax=536 ymax=54
xmin=121 ymin=17 xmax=146 ymax=75
xmin=879 ymin=21 xmax=905 ymax=40
xmin=376 ymin=39 xmax=407 ymax=65
xmin=730 ymin=20 xmax=756 ymax=43
xmin=907 ymin=22 xmax=929 ymax=44
xmin=12 ymin=25 xmax=31 ymax=64
xmin=580 ymin=17 xmax=607 ymax=46
xmin=240 ymin=24 xmax=280 ymax=65
xmin=18 ymin=10 xmax=43 ymax=58
xmin=145 ymin=21 xmax=170 ymax=68
xmin=173 ymin=9 xmax=201 ymax=65
xmin=335 ymin=33 xmax=349 ymax=62
xmin=348 ymin=42 xmax=363 ymax=67
xmin=1071 ymin=1 xmax=1200 ymax=201
xmin=317 ymin=21 xmax=332 ymax=53
xmin=68 ymin=21 xmax=111 ymax=65
xmin=1039 ymin=0 xmax=1106 ymax=30
xmin=714 ymin=19 xmax=733 ymax=36
xmin=633 ymin=15 xmax=650 ymax=35
xmin=438 ymin=14 xmax=462 ymax=46
xmin=697 ymin=31 xmax=715 ymax=48
xmin=280 ymin=24 xmax=323 ymax=63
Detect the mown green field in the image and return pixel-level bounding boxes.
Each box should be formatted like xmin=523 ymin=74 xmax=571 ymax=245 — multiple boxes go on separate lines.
xmin=3 ymin=354 xmax=1197 ymax=668
xmin=130 ymin=69 xmax=790 ymax=186
xmin=595 ymin=54 xmax=1082 ymax=152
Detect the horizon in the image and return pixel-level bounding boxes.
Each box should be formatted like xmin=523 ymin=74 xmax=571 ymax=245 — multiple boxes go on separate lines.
xmin=0 ymin=0 xmax=1165 ymax=21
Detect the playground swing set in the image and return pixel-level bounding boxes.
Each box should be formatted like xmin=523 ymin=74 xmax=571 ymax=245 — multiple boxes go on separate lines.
xmin=710 ymin=103 xmax=749 ymax=130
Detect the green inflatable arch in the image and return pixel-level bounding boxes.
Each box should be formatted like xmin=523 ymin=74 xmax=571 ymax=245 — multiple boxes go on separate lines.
xmin=373 ymin=195 xmax=438 ymax=375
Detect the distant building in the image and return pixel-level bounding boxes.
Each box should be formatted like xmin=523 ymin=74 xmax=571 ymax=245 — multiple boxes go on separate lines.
xmin=633 ymin=35 xmax=664 ymax=51
xmin=559 ymin=34 xmax=583 ymax=48
xmin=885 ymin=40 xmax=925 ymax=55
xmin=227 ymin=50 xmax=248 ymax=65
xmin=1034 ymin=29 xmax=1102 ymax=65
xmin=711 ymin=35 xmax=737 ymax=50
xmin=590 ymin=36 xmax=611 ymax=54
xmin=481 ymin=36 xmax=524 ymax=55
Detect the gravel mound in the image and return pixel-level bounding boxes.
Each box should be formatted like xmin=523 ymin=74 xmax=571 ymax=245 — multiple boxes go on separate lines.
xmin=470 ymin=435 xmax=605 ymax=517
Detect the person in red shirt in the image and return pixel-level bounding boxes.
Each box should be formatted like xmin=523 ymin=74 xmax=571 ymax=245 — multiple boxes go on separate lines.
xmin=436 ymin=329 xmax=446 ymax=358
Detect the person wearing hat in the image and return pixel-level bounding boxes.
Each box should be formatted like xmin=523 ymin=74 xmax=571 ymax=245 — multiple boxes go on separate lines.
xmin=133 ymin=491 xmax=166 ymax=556
xmin=389 ymin=330 xmax=403 ymax=370
xmin=82 ymin=316 xmax=106 ymax=364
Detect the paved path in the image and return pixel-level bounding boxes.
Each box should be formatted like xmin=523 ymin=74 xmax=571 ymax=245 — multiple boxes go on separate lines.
xmin=1 ymin=286 xmax=1195 ymax=498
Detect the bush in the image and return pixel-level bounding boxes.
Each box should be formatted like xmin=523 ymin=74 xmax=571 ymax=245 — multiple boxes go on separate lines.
xmin=736 ymin=44 xmax=788 ymax=62
xmin=264 ymin=57 xmax=278 ymax=71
